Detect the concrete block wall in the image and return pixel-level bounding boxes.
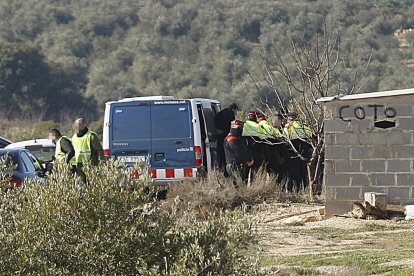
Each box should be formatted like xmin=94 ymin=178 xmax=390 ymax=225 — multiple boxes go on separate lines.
xmin=323 ymin=97 xmax=414 ymax=217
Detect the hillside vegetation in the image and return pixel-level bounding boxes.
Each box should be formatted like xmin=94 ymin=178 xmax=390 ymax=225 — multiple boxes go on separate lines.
xmin=1 ymin=0 xmax=414 ymax=121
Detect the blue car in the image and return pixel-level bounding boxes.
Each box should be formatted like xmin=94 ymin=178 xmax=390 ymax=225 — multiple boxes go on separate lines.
xmin=0 ymin=148 xmax=47 ymax=188
xmin=0 ymin=136 xmax=12 ymax=148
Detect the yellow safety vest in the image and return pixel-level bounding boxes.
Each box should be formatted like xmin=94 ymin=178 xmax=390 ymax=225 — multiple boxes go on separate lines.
xmin=283 ymin=120 xmax=312 ymax=139
xmin=55 ymin=136 xmax=68 ymax=161
xmin=72 ymin=130 xmax=95 ymax=164
xmin=259 ymin=120 xmax=275 ymax=139
xmin=272 ymin=127 xmax=282 ymax=138
xmin=242 ymin=120 xmax=261 ymax=137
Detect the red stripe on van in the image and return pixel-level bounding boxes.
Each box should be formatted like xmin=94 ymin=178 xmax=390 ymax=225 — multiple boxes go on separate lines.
xmin=131 ymin=170 xmax=140 ymax=179
xmin=184 ymin=168 xmax=193 ymax=177
xmin=150 ymin=169 xmax=157 ymax=178
xmin=165 ymin=168 xmax=175 ymax=178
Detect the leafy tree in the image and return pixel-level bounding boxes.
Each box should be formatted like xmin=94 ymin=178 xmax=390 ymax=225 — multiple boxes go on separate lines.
xmin=0 ymin=43 xmax=52 ymax=119
xmin=0 ymin=43 xmax=95 ymax=121
xmin=251 ymin=20 xmax=371 ymax=195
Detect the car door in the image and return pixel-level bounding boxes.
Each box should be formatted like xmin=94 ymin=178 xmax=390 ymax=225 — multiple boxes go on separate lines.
xmin=19 ymin=151 xmax=39 ymax=180
xmin=197 ymin=103 xmax=212 ymax=171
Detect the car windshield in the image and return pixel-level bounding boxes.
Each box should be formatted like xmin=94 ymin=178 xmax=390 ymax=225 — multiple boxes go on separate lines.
xmin=26 ymin=146 xmax=55 ymax=163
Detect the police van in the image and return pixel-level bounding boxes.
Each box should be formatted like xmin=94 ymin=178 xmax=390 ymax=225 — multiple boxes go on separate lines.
xmin=103 ymin=96 xmax=221 ymax=184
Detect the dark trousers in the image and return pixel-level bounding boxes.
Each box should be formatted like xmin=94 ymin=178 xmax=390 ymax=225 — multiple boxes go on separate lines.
xmin=74 ymin=163 xmax=87 ymax=184
xmin=226 ymin=163 xmax=247 ymax=184
xmin=291 ymin=139 xmax=312 ymax=161
xmin=285 ymin=144 xmax=310 ymax=192
xmin=250 ymin=142 xmax=266 ymax=182
xmin=217 ymin=133 xmax=227 ymax=171
xmin=266 ymin=144 xmax=289 ymax=184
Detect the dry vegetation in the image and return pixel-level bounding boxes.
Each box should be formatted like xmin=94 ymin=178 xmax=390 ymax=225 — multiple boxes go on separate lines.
xmin=164 ymin=169 xmax=284 ymax=219
xmin=0 ymin=119 xmax=103 ymax=142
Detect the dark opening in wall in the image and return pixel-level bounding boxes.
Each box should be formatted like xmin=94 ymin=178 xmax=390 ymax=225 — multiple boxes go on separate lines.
xmin=374 ymin=120 xmax=396 ymax=129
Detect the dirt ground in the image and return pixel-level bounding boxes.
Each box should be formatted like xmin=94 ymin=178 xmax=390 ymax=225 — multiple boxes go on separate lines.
xmin=253 ymin=202 xmax=414 ymax=275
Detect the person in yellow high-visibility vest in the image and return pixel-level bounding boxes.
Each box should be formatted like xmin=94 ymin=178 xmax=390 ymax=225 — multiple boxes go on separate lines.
xmin=257 ymin=114 xmax=274 ymax=139
xmin=242 ymin=111 xmax=265 ymax=182
xmin=283 ymin=112 xmax=312 ymax=140
xmin=257 ymin=114 xmax=275 ymax=174
xmin=72 ymin=118 xmax=104 ymax=183
xmin=270 ymin=114 xmax=283 ymax=138
xmin=49 ymin=128 xmax=76 ymax=169
xmin=242 ymin=111 xmax=261 ymax=138
xmin=283 ymin=112 xmax=312 ymax=192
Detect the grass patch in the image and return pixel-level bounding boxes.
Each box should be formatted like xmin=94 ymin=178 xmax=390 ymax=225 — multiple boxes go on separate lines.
xmin=262 ymin=251 xmax=413 ymax=275
xmin=1 ymin=119 xmax=103 ymax=142
xmin=362 ymin=222 xmax=405 ymax=232
xmin=261 ymin=222 xmax=414 ymax=275
xmin=390 ymin=268 xmax=414 ymax=276
xmin=289 ymin=223 xmax=411 ymax=242
xmin=290 ymin=227 xmax=358 ymax=240
xmin=262 ymin=241 xmax=414 ymax=275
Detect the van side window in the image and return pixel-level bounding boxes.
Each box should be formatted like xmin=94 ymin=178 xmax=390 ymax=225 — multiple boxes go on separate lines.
xmin=197 ymin=104 xmax=207 ymax=141
xmin=202 ymin=108 xmax=218 ymax=140
xmin=211 ymin=103 xmax=221 ymax=115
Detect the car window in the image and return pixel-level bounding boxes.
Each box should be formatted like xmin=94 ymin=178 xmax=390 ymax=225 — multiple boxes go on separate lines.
xmin=27 ymin=146 xmax=55 ymax=163
xmin=26 ymin=151 xmax=44 ymax=171
xmin=20 ymin=152 xmax=37 ymax=173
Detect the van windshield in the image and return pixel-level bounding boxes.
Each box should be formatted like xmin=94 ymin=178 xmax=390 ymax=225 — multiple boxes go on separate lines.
xmin=151 ymin=103 xmax=192 ymax=139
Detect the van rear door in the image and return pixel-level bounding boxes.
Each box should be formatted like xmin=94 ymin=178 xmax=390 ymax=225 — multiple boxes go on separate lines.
xmin=110 ymin=102 xmax=151 ymax=162
xmin=150 ymin=100 xmax=195 ymax=168
xmin=109 ymin=100 xmax=196 ymax=168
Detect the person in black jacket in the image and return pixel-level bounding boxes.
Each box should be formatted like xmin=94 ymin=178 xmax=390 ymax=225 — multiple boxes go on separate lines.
xmin=215 ymin=103 xmax=239 ymax=171
xmin=224 ymin=120 xmax=254 ymax=183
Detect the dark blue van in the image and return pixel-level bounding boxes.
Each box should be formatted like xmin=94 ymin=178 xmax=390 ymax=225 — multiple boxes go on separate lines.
xmin=103 ymin=96 xmax=221 ymax=183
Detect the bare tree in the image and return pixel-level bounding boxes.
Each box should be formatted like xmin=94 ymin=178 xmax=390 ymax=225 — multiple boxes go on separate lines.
xmin=250 ymin=21 xmax=371 ymax=196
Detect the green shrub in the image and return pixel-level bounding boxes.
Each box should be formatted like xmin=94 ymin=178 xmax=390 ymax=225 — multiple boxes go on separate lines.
xmin=0 ymin=161 xmax=259 ymax=275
